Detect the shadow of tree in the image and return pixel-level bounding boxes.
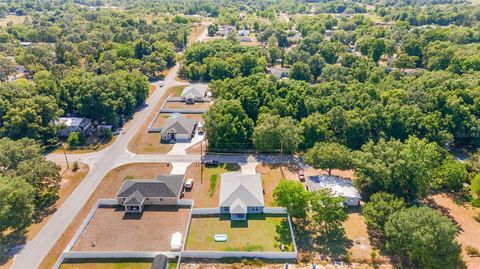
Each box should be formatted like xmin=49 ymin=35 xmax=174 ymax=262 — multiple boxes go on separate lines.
xmin=314 ymin=228 xmax=353 ymax=260
xmin=275 ymin=219 xmax=293 ymax=251
xmin=423 ymin=196 xmax=463 ymax=233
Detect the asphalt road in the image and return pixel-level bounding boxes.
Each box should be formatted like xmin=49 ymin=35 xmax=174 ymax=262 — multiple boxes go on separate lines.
xmin=10 ymin=25 xmax=304 ymax=269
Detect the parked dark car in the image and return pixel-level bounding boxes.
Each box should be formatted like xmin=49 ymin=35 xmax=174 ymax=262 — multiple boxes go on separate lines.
xmin=298 ymin=171 xmax=305 ymax=182
xmin=204 ymin=160 xmax=219 ymax=166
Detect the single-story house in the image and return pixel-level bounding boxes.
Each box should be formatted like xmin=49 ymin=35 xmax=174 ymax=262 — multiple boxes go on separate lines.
xmin=55 ymin=117 xmax=92 ymax=137
xmin=160 ymin=117 xmax=197 ymax=141
xmin=216 ymin=25 xmax=236 ymax=37
xmin=240 ymin=36 xmax=252 ymax=43
xmin=238 ymin=29 xmax=250 ymax=37
xmin=219 ymin=173 xmax=265 ymax=220
xmin=116 ymin=174 xmax=184 ymax=213
xmin=267 ymin=67 xmax=289 ymax=79
xmin=306 ymin=175 xmax=361 ymax=206
xmin=181 ymin=85 xmax=207 ymax=104
xmin=151 ymin=254 xmax=168 ymax=269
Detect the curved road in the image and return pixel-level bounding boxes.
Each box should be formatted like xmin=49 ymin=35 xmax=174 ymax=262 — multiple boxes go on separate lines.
xmin=10 ymin=25 xmax=302 ymax=269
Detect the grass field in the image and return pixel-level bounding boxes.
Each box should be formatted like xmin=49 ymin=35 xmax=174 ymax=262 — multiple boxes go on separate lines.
xmin=185 ymin=214 xmax=293 ymax=252
xmin=59 ymin=258 xmax=177 ymax=269
xmin=0 ymin=15 xmax=29 ymax=27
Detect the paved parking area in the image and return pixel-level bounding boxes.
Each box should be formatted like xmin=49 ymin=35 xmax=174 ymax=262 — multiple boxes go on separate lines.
xmin=72 ymin=205 xmax=191 ymax=252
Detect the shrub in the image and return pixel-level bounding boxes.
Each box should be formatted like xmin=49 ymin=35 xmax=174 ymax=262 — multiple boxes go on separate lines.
xmin=72 ymin=161 xmax=79 ymax=172
xmin=474 ymin=213 xmax=480 ymax=223
xmin=466 ymin=246 xmax=480 ymax=256
xmin=67 ymin=132 xmax=85 ymax=147
xmin=209 ymin=174 xmax=217 ymax=197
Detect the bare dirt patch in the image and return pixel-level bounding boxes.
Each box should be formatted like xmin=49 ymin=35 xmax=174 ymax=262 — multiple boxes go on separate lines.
xmin=38 ymin=163 xmax=172 ymax=269
xmin=0 ymin=15 xmax=29 ymax=27
xmin=72 ymin=205 xmax=190 ymax=252
xmin=429 ymin=193 xmax=480 ymax=268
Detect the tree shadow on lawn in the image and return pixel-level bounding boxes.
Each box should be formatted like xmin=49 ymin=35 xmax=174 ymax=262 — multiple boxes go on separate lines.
xmin=275 ymin=219 xmax=294 ymax=251
xmin=294 ymin=221 xmax=353 ymax=261
xmin=423 ymin=196 xmax=463 ymax=234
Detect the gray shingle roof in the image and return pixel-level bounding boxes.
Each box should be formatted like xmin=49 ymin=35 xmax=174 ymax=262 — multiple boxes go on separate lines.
xmin=181 ymin=85 xmax=206 ymax=99
xmin=116 ymin=174 xmax=184 ymax=205
xmin=219 ymin=173 xmax=264 ymax=208
xmin=161 ymin=117 xmax=197 ymax=136
xmin=152 ymin=254 xmax=168 ymax=269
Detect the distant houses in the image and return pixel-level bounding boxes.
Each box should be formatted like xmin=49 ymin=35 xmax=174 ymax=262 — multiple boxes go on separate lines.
xmin=267 ymin=66 xmax=289 ymax=79
xmin=55 ymin=117 xmax=92 ymax=137
xmin=219 ymin=173 xmax=265 ymax=220
xmin=215 ymin=25 xmax=236 ymax=37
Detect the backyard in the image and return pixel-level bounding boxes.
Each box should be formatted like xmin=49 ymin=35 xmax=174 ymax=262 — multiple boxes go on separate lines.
xmin=185 ymin=214 xmax=293 ymax=252
xmin=60 ymin=258 xmax=177 ymax=269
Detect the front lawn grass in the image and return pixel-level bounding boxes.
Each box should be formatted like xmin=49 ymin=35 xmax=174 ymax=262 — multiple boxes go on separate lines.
xmin=60 ymin=258 xmax=152 ymax=269
xmin=185 ymin=214 xmax=293 ymax=252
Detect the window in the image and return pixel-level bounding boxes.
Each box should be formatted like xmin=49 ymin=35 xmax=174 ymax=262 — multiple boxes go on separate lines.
xmin=223 ymin=207 xmax=229 ymax=211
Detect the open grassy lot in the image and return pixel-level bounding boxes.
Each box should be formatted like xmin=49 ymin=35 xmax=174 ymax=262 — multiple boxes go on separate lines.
xmin=60 ymin=258 xmax=152 ymax=269
xmin=185 ymin=214 xmax=293 ymax=252
xmin=0 ymin=15 xmax=29 ymax=27
xmin=183 ymin=163 xmax=241 ymax=208
xmin=39 ymin=163 xmax=171 ymax=269
xmin=128 ymin=85 xmax=187 ymax=154
xmin=179 ymin=258 xmax=299 ymax=269
xmin=60 ymin=258 xmax=178 ymax=269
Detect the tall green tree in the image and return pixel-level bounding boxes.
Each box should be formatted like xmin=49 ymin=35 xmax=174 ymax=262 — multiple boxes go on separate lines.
xmin=204 ymin=99 xmax=254 ymax=149
xmin=362 ymin=192 xmax=406 ymax=231
xmin=273 ymin=180 xmax=310 ymax=218
xmin=0 ymin=176 xmax=35 ymax=233
xmin=354 ymin=137 xmax=440 ymax=202
xmin=253 ymin=114 xmax=303 ymax=153
xmin=385 ymin=207 xmax=464 ymax=269
xmin=304 ymin=142 xmax=353 ymax=175
xmin=289 ymin=62 xmax=312 ymax=82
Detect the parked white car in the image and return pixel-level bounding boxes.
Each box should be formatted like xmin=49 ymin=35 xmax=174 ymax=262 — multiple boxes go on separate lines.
xmin=184 ymin=178 xmax=194 ymax=189
xmin=170 ymin=232 xmax=183 ymax=251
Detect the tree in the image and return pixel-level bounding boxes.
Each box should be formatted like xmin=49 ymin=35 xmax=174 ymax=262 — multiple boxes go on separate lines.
xmin=204 ymin=99 xmax=254 ymax=149
xmin=0 ymin=137 xmax=42 ymax=171
xmin=435 ymin=157 xmax=467 ymax=190
xmin=300 ymin=112 xmax=331 ymax=149
xmin=385 ymin=207 xmax=464 ymax=269
xmin=0 ymin=176 xmax=35 ymax=233
xmin=362 ymin=192 xmax=406 ymax=231
xmin=394 ymin=54 xmax=418 ymax=70
xmin=16 ymin=157 xmax=61 ymax=205
xmin=289 ymin=62 xmax=312 ymax=82
xmin=253 ymin=114 xmax=303 ymax=153
xmin=273 ymin=180 xmax=310 ymax=218
xmin=304 ymin=142 xmax=353 ymax=175
xmin=309 ymin=188 xmax=348 ymax=233
xmin=207 ymin=24 xmax=218 ymax=36
xmin=0 ymin=56 xmax=17 ymax=82
xmin=308 ymin=54 xmax=326 ymax=82
xmin=354 ymin=137 xmax=440 ymax=202
xmin=67 ymin=132 xmax=85 ymax=147
xmin=471 ymin=174 xmax=480 ymax=196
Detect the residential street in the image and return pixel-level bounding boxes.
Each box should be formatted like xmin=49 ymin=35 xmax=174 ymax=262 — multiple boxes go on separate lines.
xmin=11 ymin=32 xmax=196 ymax=269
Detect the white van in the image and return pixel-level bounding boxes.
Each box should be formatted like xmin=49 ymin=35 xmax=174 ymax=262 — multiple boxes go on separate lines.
xmin=170 ymin=232 xmax=183 ymax=251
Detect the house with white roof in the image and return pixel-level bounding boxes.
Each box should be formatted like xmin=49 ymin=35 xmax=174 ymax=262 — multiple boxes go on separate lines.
xmin=181 ymin=85 xmax=207 ymax=104
xmin=219 ymin=173 xmax=265 ymax=220
xmin=55 ymin=117 xmax=92 ymax=137
xmin=306 ymin=175 xmax=361 ymax=206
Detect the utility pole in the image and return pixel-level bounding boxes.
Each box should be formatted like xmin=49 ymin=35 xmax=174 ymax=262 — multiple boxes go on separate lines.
xmin=62 ymin=143 xmax=69 ymax=173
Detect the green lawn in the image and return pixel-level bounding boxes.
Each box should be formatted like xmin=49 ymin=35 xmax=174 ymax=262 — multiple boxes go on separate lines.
xmin=60 ymin=258 xmax=177 ymax=269
xmin=185 ymin=214 xmax=293 ymax=252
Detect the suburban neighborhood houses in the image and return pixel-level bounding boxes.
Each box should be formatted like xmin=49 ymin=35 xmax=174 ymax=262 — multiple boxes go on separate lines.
xmin=2 ymin=1 xmax=480 ymax=269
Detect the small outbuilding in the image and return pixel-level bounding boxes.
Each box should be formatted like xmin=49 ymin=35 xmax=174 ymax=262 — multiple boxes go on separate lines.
xmin=267 ymin=67 xmax=289 ymax=79
xmin=238 ymin=29 xmax=250 ymax=37
xmin=306 ymin=175 xmax=361 ymax=206
xmin=151 ymin=254 xmax=168 ymax=269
